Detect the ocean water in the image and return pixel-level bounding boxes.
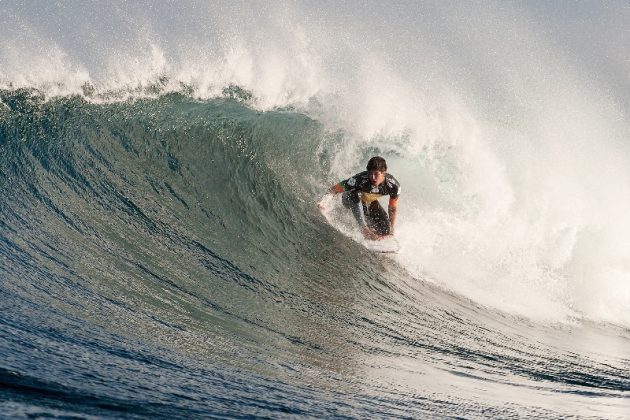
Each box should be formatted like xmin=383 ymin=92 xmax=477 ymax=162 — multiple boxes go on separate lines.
xmin=1 ymin=1 xmax=630 ymax=418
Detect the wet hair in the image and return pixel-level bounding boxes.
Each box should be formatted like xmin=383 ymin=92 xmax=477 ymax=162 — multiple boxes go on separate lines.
xmin=366 ymin=156 xmax=387 ymax=172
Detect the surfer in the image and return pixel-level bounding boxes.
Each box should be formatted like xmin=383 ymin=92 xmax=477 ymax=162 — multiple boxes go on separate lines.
xmin=321 ymin=156 xmax=400 ymax=240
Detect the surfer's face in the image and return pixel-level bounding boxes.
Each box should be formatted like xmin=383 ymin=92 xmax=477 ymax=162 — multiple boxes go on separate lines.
xmin=368 ymin=170 xmax=385 ymax=186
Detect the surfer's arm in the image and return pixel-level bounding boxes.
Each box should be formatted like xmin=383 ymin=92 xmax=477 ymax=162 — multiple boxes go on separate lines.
xmin=388 ymin=196 xmax=399 ymax=235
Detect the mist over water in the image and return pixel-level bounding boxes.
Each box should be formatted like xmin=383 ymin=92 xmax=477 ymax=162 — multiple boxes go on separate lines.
xmin=2 ymin=1 xmax=630 ymax=417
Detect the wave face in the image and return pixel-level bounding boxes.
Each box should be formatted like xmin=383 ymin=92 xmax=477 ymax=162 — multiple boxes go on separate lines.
xmin=2 ymin=2 xmax=630 ymax=418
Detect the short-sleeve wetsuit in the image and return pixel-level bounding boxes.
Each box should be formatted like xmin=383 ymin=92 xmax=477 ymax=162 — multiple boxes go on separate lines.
xmin=332 ymin=171 xmax=401 ymax=236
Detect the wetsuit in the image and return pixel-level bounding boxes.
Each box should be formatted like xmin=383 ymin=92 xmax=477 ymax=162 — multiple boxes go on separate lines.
xmin=332 ymin=171 xmax=401 ymax=236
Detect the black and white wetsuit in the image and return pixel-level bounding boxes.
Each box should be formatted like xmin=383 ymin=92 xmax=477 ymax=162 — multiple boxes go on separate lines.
xmin=334 ymin=171 xmax=401 ymax=236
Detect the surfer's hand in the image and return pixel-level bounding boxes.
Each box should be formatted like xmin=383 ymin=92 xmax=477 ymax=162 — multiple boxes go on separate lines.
xmin=373 ymin=232 xmax=394 ymax=241
xmin=361 ymin=226 xmax=381 ymax=241
xmin=318 ymin=194 xmax=331 ymax=210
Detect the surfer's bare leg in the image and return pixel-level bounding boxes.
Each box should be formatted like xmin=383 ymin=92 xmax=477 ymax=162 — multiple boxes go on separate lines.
xmin=342 ymin=192 xmax=387 ymax=240
xmin=342 ymin=191 xmax=366 ymax=226
xmin=366 ymin=200 xmax=390 ymax=237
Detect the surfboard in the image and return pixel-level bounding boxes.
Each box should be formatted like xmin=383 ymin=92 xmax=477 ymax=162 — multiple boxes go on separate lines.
xmin=363 ymin=236 xmax=401 ymax=253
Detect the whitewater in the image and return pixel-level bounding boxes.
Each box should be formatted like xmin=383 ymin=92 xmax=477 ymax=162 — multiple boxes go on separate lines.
xmin=1 ymin=1 xmax=629 ymax=418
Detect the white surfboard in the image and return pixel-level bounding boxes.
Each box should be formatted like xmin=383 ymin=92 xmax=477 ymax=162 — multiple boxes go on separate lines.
xmin=362 ymin=236 xmax=401 ymax=253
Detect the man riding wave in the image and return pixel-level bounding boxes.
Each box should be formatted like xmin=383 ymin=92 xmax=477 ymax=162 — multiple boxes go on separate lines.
xmin=321 ymin=156 xmax=400 ymax=240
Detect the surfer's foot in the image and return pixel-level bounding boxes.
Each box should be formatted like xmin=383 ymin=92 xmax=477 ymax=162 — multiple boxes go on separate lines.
xmin=361 ymin=227 xmax=386 ymax=241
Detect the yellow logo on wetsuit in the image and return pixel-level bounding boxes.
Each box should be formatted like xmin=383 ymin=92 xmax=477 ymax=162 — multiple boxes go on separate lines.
xmin=360 ymin=192 xmax=384 ymax=203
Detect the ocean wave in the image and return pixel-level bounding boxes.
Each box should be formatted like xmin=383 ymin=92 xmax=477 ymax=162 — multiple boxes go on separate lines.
xmin=3 ymin=2 xmax=630 ymax=417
